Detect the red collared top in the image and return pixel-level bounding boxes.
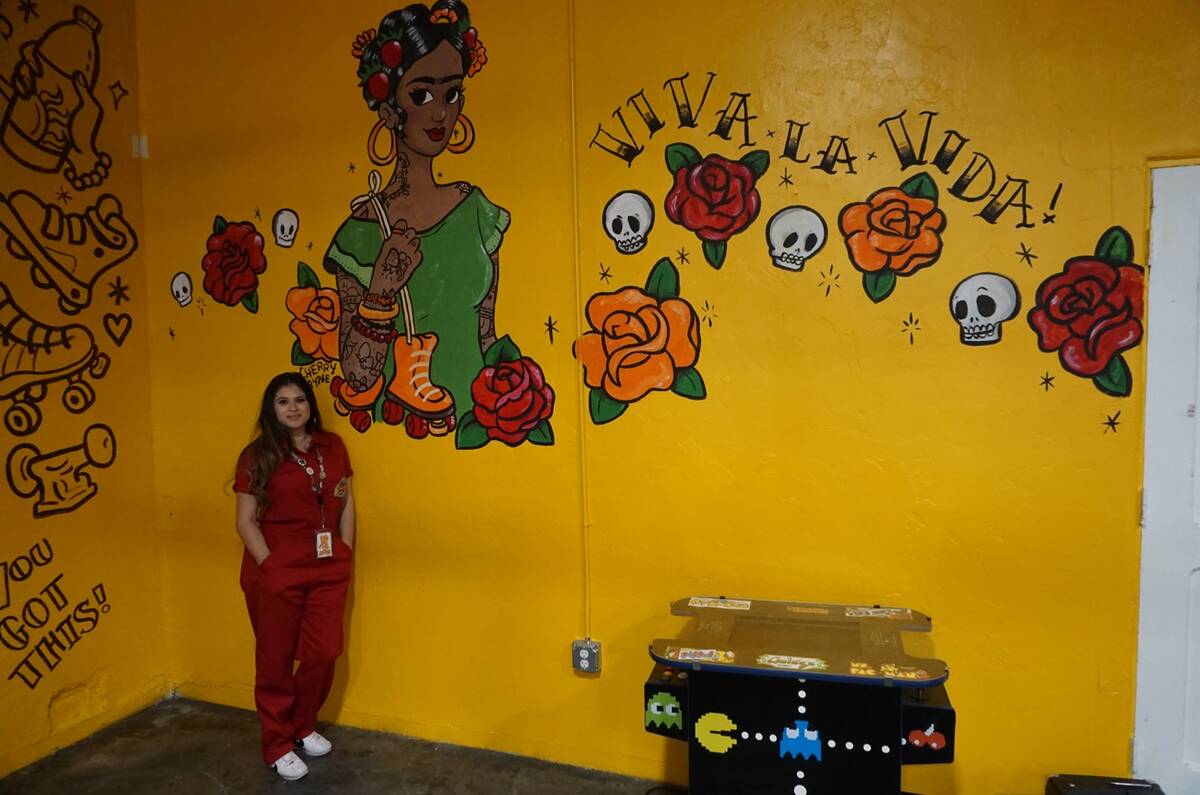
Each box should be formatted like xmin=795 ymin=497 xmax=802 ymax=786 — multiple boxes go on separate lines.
xmin=234 ymin=430 xmax=353 ymax=541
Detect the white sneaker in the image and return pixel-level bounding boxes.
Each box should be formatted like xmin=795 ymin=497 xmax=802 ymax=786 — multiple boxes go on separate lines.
xmin=271 ymin=750 xmax=309 ymax=780
xmin=299 ymin=730 xmax=332 ymax=757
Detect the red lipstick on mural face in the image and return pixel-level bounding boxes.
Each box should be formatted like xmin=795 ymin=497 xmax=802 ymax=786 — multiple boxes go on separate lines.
xmin=426 ymin=126 xmax=446 ymax=142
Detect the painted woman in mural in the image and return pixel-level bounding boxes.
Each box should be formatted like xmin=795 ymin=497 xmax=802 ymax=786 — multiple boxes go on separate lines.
xmin=325 ymin=1 xmax=504 ymax=439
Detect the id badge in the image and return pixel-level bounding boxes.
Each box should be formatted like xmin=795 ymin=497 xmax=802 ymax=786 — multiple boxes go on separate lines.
xmin=316 ymin=531 xmax=333 ymax=559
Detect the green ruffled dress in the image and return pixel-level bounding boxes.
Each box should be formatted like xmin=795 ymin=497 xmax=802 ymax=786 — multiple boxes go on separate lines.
xmin=323 ymin=187 xmax=510 ymax=421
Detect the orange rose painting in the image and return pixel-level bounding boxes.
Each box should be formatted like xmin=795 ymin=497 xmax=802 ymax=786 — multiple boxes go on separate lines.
xmin=838 ymin=172 xmax=948 ymax=303
xmin=287 ymin=263 xmax=341 ymax=365
xmin=287 ymin=285 xmax=341 ymax=360
xmin=574 ymin=258 xmax=705 ymax=424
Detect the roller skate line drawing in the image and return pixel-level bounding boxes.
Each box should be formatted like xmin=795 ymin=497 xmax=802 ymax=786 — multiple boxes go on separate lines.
xmin=7 ymin=423 xmax=116 ymax=518
xmin=0 ymin=190 xmax=138 ymax=315
xmin=0 ymin=5 xmax=113 ymax=190
xmin=0 ymin=281 xmax=109 ymax=436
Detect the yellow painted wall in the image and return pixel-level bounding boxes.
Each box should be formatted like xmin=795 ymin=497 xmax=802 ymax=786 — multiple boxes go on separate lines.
xmin=7 ymin=0 xmax=1189 ymax=793
xmin=0 ymin=0 xmax=165 ymax=777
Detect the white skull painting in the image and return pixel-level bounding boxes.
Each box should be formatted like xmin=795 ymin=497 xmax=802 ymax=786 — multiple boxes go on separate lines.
xmin=949 ymin=273 xmax=1020 ymax=345
xmin=765 ymin=206 xmax=827 ymax=271
xmin=170 ymin=272 xmax=193 ymax=307
xmin=602 ymin=191 xmax=654 ymax=255
xmin=272 ymin=208 xmax=299 ymax=248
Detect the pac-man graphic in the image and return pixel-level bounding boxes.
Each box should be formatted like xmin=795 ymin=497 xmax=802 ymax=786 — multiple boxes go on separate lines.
xmin=695 ymin=712 xmax=738 ymax=754
xmin=779 ymin=720 xmax=822 ymax=761
xmin=645 ymin=692 xmax=683 ymax=731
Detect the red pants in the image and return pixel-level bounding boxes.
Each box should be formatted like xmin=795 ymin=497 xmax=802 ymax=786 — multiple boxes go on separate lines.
xmin=241 ymin=534 xmax=352 ymax=765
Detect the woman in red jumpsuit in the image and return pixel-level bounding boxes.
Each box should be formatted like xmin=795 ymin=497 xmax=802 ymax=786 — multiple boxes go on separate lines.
xmin=233 ymin=372 xmax=355 ymax=781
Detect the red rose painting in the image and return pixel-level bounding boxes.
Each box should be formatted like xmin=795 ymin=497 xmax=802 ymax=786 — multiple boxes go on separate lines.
xmin=456 ymin=336 xmax=555 ymax=449
xmin=1028 ymin=226 xmax=1145 ymax=397
xmin=470 ymin=357 xmax=555 ymax=446
xmin=663 ymin=143 xmax=770 ymax=268
xmin=200 ymin=216 xmax=266 ymax=311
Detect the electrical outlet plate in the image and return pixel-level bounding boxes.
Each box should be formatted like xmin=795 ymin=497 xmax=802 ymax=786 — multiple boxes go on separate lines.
xmin=572 ymin=639 xmax=601 ymax=673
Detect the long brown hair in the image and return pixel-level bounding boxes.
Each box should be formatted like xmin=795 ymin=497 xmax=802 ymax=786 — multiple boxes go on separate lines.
xmin=245 ymin=373 xmax=323 ymax=516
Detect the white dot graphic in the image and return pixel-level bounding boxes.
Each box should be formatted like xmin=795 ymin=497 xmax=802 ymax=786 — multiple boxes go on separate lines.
xmin=882 ymin=745 xmax=890 ymax=754
xmin=798 ymin=690 xmax=807 ymax=699
xmin=845 ymin=742 xmax=854 ymax=750
xmin=864 ymin=744 xmax=872 ymax=752
xmin=770 ymin=734 xmax=777 ymax=743
xmin=756 ymin=733 xmax=763 ymax=741
xmin=741 ymin=732 xmax=749 ymax=740
xmin=794 ymin=786 xmax=807 ymax=795
xmin=796 ymin=771 xmax=805 ymax=779
xmin=797 ymin=706 xmax=807 ymax=714
xmin=827 ymin=740 xmax=836 ymax=748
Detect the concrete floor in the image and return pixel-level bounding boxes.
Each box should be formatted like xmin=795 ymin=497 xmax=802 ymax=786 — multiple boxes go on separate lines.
xmin=0 ymin=699 xmax=674 ymax=795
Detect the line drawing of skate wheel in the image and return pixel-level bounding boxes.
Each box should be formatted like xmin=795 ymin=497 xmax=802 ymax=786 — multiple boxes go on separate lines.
xmin=6 ymin=443 xmax=40 ymax=497
xmin=4 ymin=401 xmax=42 ymax=436
xmin=62 ymin=378 xmax=95 ymax=414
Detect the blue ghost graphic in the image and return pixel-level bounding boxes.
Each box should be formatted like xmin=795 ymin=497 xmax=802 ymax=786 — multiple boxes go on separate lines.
xmin=779 ymin=720 xmax=822 ymax=761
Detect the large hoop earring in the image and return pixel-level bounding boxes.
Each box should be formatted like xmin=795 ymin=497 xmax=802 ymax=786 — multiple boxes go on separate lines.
xmin=368 ymin=119 xmax=397 ymax=166
xmin=447 ymin=114 xmax=475 ymax=155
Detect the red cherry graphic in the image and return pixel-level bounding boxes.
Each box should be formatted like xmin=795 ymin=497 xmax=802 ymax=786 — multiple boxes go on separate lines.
xmin=464 ymin=28 xmax=478 ymax=48
xmin=367 ymin=72 xmax=390 ymax=101
xmin=381 ymin=40 xmax=403 ymax=68
xmin=907 ymin=725 xmax=947 ymax=751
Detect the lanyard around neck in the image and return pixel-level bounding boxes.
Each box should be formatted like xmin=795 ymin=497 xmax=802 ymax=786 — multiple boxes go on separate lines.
xmin=289 ymin=444 xmax=327 ymax=529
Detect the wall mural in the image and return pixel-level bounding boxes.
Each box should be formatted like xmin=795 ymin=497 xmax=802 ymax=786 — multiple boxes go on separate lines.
xmin=265 ymin=3 xmax=558 ymax=449
xmin=0 ymin=536 xmax=112 ymax=690
xmin=0 ymin=3 xmax=130 ymax=518
xmin=581 ymin=68 xmax=1141 ymax=425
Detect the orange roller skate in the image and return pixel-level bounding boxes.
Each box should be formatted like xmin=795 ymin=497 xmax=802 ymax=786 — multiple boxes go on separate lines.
xmin=385 ymin=333 xmax=455 ymax=437
xmin=0 ymin=190 xmax=138 ymax=315
xmin=330 ymin=374 xmax=383 ymax=434
xmin=0 ymin=282 xmax=109 ymax=436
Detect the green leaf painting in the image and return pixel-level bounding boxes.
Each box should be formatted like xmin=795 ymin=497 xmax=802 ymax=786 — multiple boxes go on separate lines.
xmin=645 ymin=257 xmax=680 ymax=300
xmin=671 ymin=368 xmax=707 ymax=400
xmin=455 ymin=414 xmax=490 ymax=449
xmin=589 ymin=388 xmax=628 ymax=425
xmin=1093 ymin=354 xmax=1132 ymax=398
xmin=297 ymin=261 xmax=321 ymax=289
xmin=1095 ymin=226 xmax=1134 ymax=265
xmin=484 ymin=335 xmax=523 ymax=368
xmin=291 ymin=340 xmax=315 ymax=367
xmin=665 ymin=142 xmax=702 ymax=173
xmin=862 ymin=271 xmax=897 ymax=303
xmin=899 ymin=172 xmax=939 ymax=202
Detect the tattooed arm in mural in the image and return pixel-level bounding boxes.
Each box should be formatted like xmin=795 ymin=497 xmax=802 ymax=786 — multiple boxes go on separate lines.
xmin=479 ymin=249 xmax=499 ymax=352
xmin=336 ymin=209 xmax=423 ymax=394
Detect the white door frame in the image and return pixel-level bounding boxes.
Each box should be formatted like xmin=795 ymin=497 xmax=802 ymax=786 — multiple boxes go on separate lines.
xmin=1136 ymin=163 xmax=1200 ymax=792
